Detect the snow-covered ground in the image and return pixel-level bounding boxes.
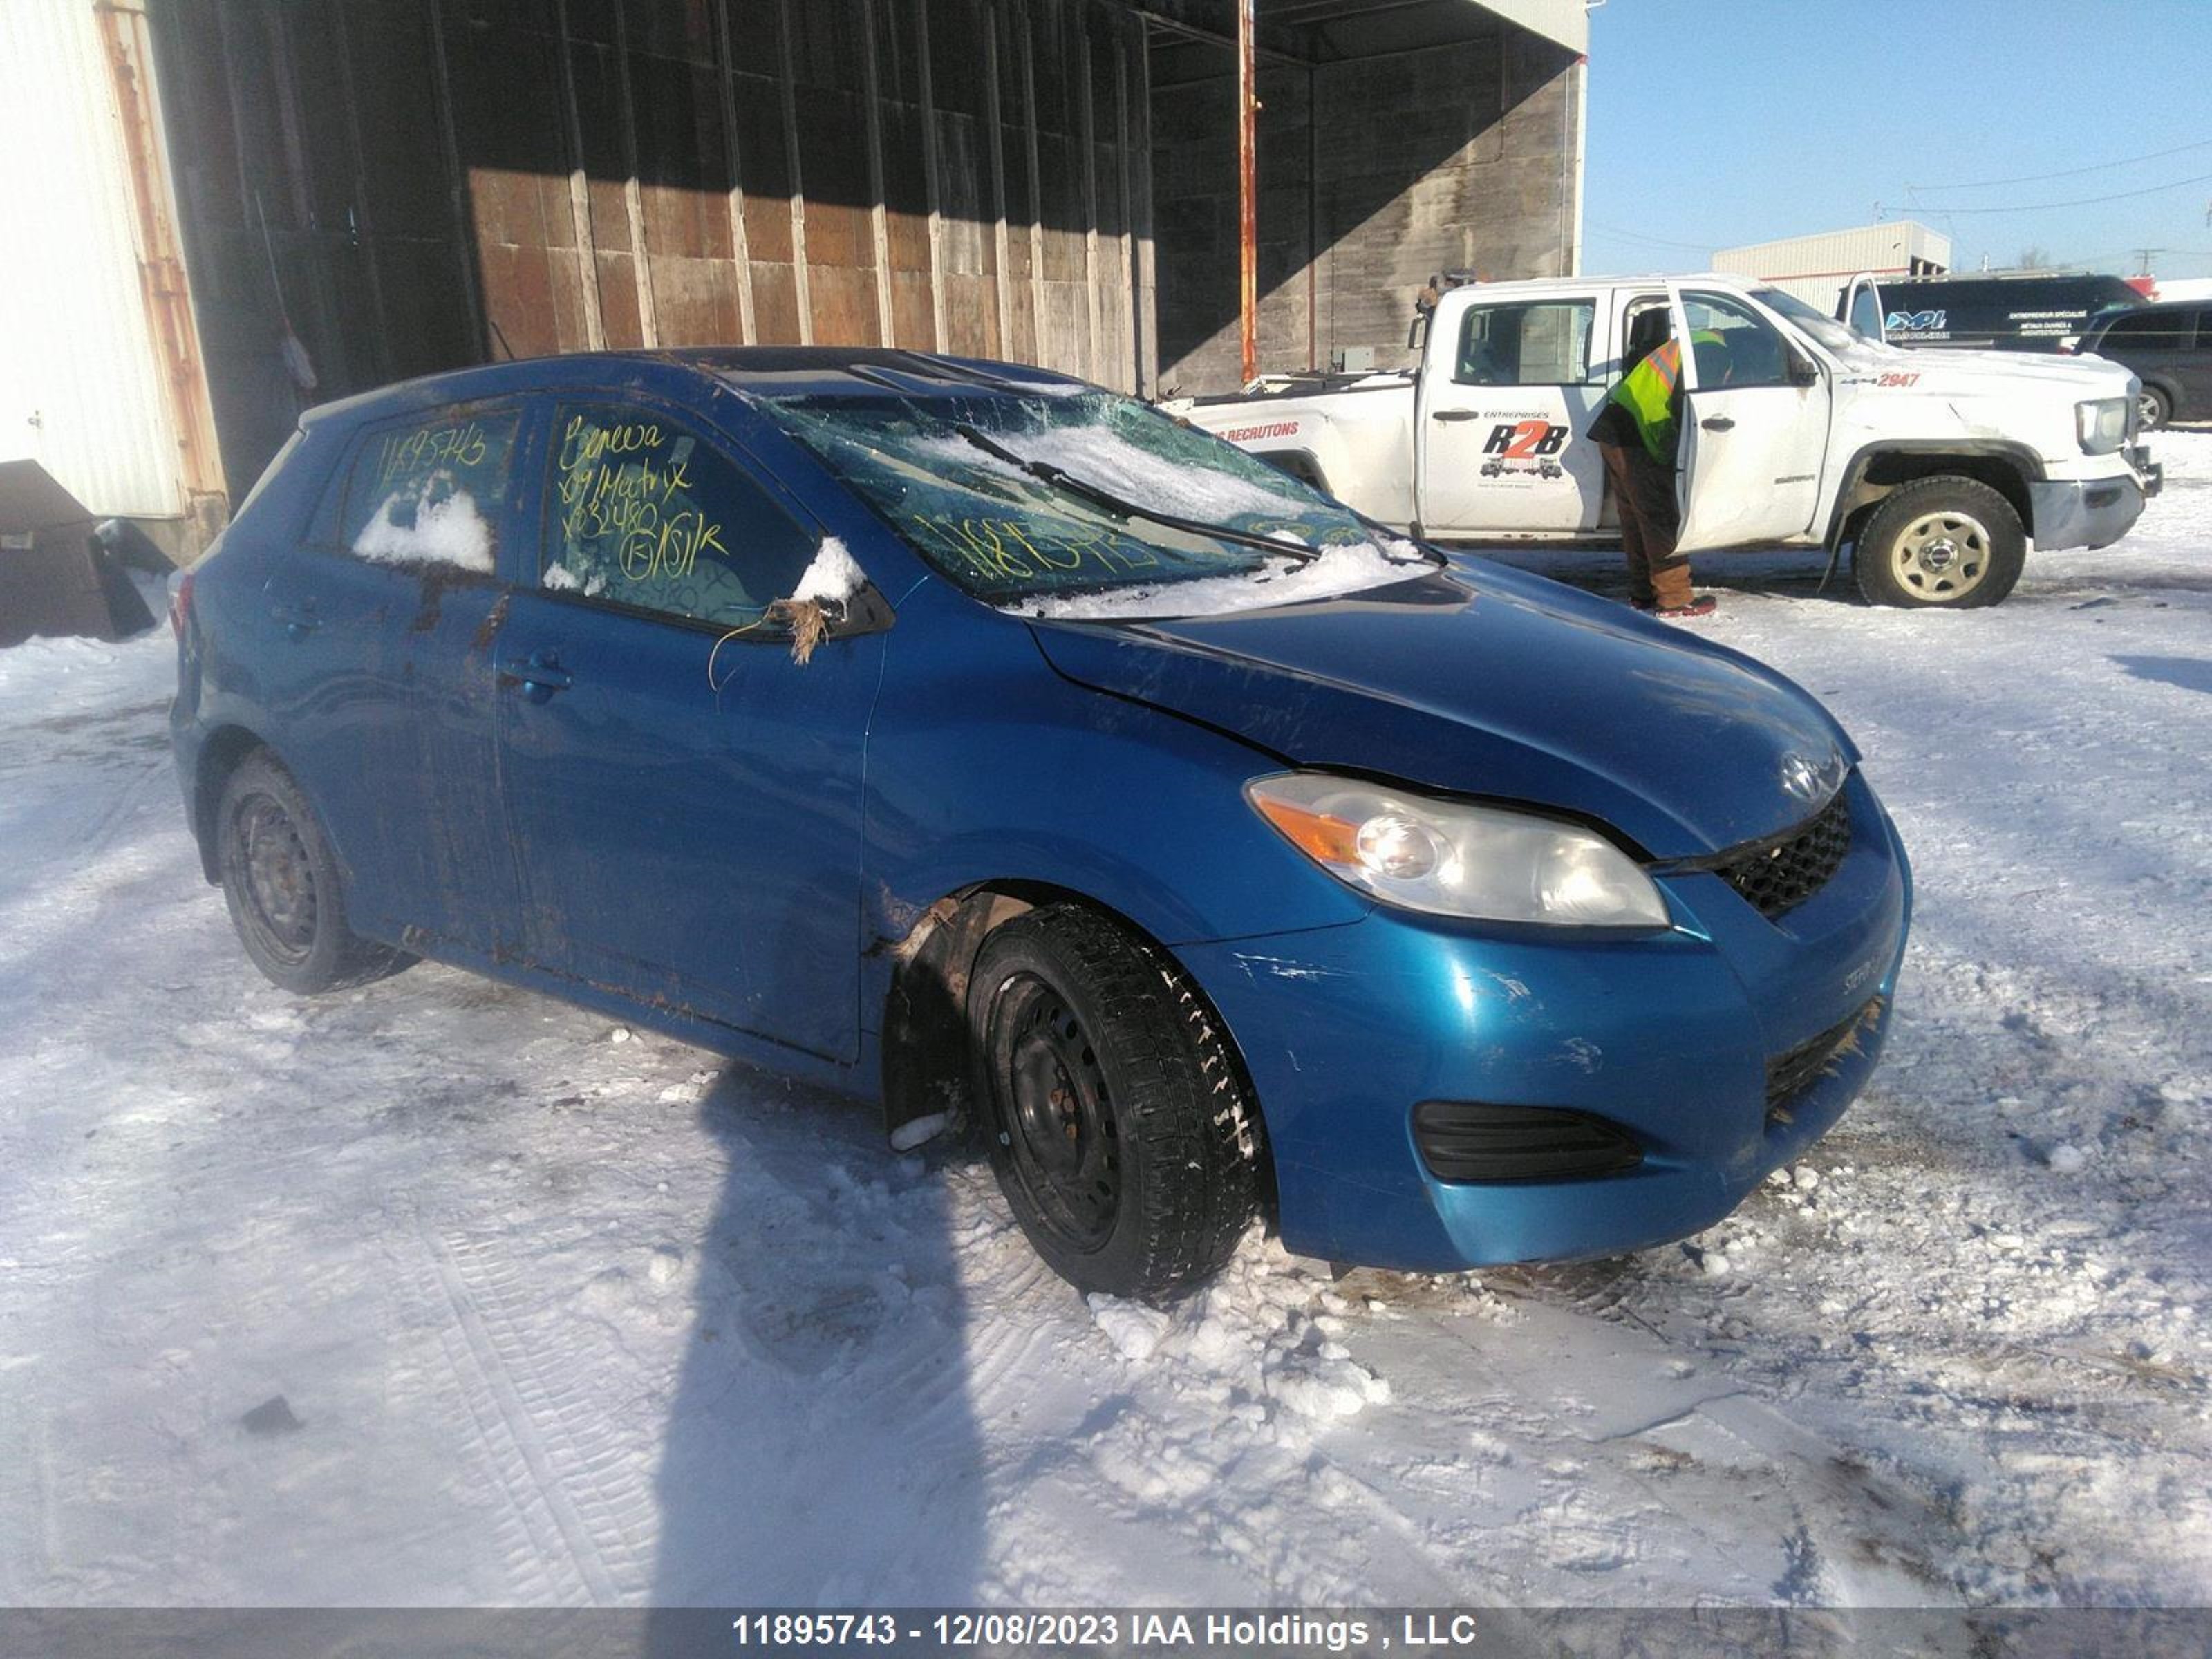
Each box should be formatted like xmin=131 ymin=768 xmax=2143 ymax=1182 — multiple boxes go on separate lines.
xmin=2 ymin=438 xmax=2209 ymax=1611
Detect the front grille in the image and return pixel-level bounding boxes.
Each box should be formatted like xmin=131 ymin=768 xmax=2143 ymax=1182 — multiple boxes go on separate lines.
xmin=1765 ymin=997 xmax=1882 ymax=1126
xmin=1714 ymin=790 xmax=1853 ymax=919
xmin=1412 ymin=1100 xmax=1643 ymax=1183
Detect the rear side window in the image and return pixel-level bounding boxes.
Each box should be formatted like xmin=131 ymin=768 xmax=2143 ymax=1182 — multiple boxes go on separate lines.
xmin=543 ymin=404 xmax=818 ymax=628
xmin=2099 ymin=309 xmax=2195 ymax=349
xmin=1454 ymin=300 xmax=1596 ymax=386
xmin=340 ymin=407 xmax=520 ymax=574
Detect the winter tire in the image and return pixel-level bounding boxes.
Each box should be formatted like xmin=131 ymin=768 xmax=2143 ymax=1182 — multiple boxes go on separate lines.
xmin=216 ymin=751 xmax=415 ymax=995
xmin=1852 ymin=476 xmax=2025 ymax=609
xmin=2137 ymin=384 xmax=2172 ymax=432
xmin=968 ymin=904 xmax=1262 ymax=1301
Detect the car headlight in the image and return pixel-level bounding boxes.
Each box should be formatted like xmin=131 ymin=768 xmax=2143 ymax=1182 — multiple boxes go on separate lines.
xmin=1246 ymin=773 xmax=1669 ymax=928
xmin=2076 ymin=396 xmax=2128 ymax=454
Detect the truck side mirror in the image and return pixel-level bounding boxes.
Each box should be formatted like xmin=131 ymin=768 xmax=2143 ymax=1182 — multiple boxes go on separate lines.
xmin=1788 ymin=352 xmax=1820 ymax=388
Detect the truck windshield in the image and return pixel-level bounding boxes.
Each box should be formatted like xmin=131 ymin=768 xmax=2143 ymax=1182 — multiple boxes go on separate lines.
xmin=1753 ymin=287 xmax=1873 ymax=352
xmin=758 ymin=388 xmax=1429 ymax=613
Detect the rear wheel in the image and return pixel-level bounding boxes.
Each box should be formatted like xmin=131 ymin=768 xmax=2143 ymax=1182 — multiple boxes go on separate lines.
xmin=968 ymin=905 xmax=1262 ymax=1301
xmin=2138 ymin=384 xmax=2172 ymax=432
xmin=216 ymin=752 xmax=414 ymax=994
xmin=1852 ymin=476 xmax=2025 ymax=608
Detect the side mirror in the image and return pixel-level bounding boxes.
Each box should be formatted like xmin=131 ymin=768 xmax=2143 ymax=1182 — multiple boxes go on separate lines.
xmin=1788 ymin=352 xmax=1820 ymax=388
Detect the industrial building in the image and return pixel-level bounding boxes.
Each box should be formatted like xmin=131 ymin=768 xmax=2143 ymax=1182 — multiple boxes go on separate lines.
xmin=1 ymin=0 xmax=1586 ymax=562
xmin=1714 ymin=221 xmax=1951 ymax=310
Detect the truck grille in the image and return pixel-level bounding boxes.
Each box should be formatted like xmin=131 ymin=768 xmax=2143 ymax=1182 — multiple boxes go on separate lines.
xmin=1714 ymin=791 xmax=1853 ymax=919
xmin=1765 ymin=997 xmax=1882 ymax=1127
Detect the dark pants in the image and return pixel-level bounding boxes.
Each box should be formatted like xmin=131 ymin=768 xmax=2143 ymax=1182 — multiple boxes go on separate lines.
xmin=1598 ymin=440 xmax=1691 ymax=609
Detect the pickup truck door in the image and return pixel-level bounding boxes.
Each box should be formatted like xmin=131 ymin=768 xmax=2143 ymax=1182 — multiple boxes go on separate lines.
xmin=1415 ymin=292 xmax=1607 ymax=535
xmin=1668 ymin=285 xmax=1833 ymax=552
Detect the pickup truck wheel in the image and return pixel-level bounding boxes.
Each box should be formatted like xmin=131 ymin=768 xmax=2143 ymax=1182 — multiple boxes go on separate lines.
xmin=2137 ymin=385 xmax=2171 ymax=431
xmin=1852 ymin=477 xmax=2024 ymax=608
xmin=968 ymin=904 xmax=1262 ymax=1302
xmin=216 ymin=753 xmax=415 ymax=994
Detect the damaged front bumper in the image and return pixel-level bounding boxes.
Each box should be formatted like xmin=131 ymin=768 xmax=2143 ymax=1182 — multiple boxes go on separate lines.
xmin=1176 ymin=774 xmax=1912 ymax=1273
xmin=2031 ymin=456 xmax=2155 ymax=552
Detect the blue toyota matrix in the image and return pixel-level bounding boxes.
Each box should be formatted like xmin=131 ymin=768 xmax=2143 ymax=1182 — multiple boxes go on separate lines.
xmin=172 ymin=348 xmax=1911 ymax=1300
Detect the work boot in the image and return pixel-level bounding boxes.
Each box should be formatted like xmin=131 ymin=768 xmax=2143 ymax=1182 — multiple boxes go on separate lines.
xmin=1653 ymin=594 xmax=1718 ymax=619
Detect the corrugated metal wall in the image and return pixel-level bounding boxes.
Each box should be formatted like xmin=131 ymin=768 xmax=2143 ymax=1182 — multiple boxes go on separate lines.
xmin=0 ymin=1 xmax=190 ymax=521
xmin=150 ymin=0 xmax=1155 ymax=503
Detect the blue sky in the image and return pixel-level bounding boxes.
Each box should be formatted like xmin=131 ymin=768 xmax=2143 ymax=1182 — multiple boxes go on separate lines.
xmin=1580 ymin=0 xmax=2212 ymax=284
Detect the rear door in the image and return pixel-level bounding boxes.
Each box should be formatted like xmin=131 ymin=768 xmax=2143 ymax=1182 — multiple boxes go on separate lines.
xmin=1416 ymin=292 xmax=1608 ymax=534
xmin=494 ymin=397 xmax=888 ymax=1060
xmin=255 ymin=400 xmax=525 ymax=939
xmin=2186 ymin=310 xmax=2212 ymax=411
xmin=1669 ymin=285 xmax=1832 ymax=553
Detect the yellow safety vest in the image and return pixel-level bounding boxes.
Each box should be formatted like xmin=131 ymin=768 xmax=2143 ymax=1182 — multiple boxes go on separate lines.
xmin=1606 ymin=339 xmax=1683 ymax=465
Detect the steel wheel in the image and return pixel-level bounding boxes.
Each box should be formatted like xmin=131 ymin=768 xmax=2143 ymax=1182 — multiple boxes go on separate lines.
xmin=232 ymin=791 xmax=320 ymax=968
xmin=986 ymin=972 xmax=1121 ymax=1254
xmin=965 ymin=903 xmax=1262 ymax=1300
xmin=1888 ymin=507 xmax=1993 ymax=603
xmin=214 ymin=750 xmax=415 ymax=994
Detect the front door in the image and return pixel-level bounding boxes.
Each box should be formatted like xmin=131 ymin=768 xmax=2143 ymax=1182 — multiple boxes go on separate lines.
xmin=1669 ymin=286 xmax=1833 ymax=553
xmin=1840 ymin=274 xmax=1886 ymax=342
xmin=494 ymin=399 xmax=887 ymax=1061
xmin=1418 ymin=293 xmax=1608 ymax=535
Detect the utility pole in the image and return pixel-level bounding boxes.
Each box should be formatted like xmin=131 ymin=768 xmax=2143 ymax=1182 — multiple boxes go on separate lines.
xmin=1237 ymin=0 xmax=1257 ymax=386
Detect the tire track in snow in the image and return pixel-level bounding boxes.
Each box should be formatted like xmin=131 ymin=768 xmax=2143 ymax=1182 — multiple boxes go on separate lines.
xmin=412 ymin=1225 xmax=648 ymax=1603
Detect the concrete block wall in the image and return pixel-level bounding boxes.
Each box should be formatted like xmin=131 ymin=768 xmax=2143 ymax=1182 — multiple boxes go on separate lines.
xmin=1152 ymin=24 xmax=1581 ymax=395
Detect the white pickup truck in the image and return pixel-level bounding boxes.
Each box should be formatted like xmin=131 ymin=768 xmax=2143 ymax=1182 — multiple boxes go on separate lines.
xmin=1165 ymin=273 xmax=2162 ymax=608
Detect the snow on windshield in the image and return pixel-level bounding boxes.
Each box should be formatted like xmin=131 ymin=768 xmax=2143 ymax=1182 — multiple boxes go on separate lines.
xmin=1012 ymin=536 xmax=1429 ymax=621
xmin=980 ymin=420 xmax=1318 ymax=524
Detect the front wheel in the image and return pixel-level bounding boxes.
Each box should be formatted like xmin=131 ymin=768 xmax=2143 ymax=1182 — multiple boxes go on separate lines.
xmin=2138 ymin=384 xmax=2172 ymax=432
xmin=216 ymin=752 xmax=415 ymax=994
xmin=1852 ymin=476 xmax=2025 ymax=608
xmin=968 ymin=905 xmax=1263 ymax=1301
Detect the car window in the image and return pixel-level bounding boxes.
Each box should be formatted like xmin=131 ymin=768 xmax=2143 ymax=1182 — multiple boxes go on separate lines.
xmin=341 ymin=406 xmax=520 ymax=574
xmin=1680 ymin=291 xmax=1791 ymax=388
xmin=544 ymin=404 xmax=819 ymax=628
xmin=2101 ymin=310 xmax=2193 ymax=349
xmin=1454 ymin=300 xmax=1597 ymax=386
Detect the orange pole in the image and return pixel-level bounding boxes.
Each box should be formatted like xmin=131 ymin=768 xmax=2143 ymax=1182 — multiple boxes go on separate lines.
xmin=1237 ymin=0 xmax=1257 ymax=385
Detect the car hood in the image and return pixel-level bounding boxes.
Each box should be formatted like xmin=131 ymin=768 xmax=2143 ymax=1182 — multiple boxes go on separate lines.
xmin=1841 ymin=339 xmax=2132 ymax=397
xmin=1027 ymin=564 xmax=1858 ymax=860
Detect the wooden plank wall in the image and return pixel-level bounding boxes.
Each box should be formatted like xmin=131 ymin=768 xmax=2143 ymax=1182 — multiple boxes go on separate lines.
xmin=150 ymin=0 xmax=1156 ymax=501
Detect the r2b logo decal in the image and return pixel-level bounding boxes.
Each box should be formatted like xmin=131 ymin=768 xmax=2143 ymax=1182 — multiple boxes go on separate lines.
xmin=1483 ymin=420 xmax=1568 ymax=459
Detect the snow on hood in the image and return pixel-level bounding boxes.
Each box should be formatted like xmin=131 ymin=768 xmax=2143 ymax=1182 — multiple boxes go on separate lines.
xmin=1028 ymin=563 xmax=1856 ymax=859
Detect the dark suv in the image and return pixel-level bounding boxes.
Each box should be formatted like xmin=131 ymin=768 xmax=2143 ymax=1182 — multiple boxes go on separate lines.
xmin=2079 ymin=302 xmax=2209 ymax=430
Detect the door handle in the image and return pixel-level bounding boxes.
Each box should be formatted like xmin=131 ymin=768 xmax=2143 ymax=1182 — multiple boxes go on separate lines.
xmin=1700 ymin=415 xmax=1736 ymax=431
xmin=268 ymin=600 xmax=321 ymax=639
xmin=1431 ymin=409 xmax=1482 ymax=422
xmin=499 ymin=650 xmax=574 ymax=702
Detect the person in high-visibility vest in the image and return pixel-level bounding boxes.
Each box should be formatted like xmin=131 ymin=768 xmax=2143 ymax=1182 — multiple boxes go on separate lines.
xmin=1584 ymin=315 xmax=1720 ymax=618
